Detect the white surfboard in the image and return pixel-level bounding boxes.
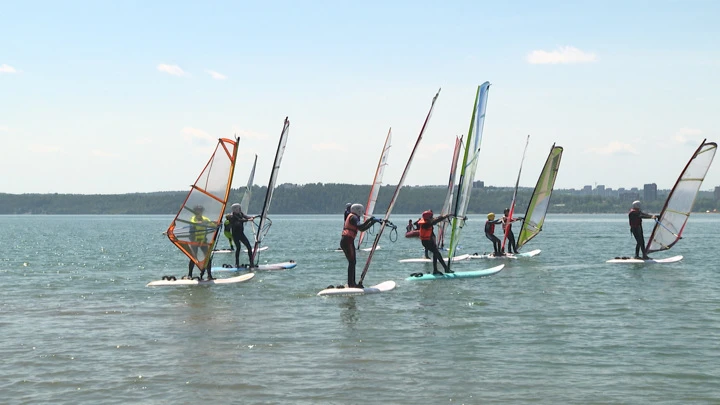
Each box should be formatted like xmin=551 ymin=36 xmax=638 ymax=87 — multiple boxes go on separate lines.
xmin=332 ymin=246 xmax=381 ymax=252
xmin=147 ymin=272 xmax=255 ymax=287
xmin=213 ymin=246 xmax=269 ymax=254
xmin=212 ymin=261 xmax=297 ymax=272
xmin=606 ymin=255 xmax=683 ymax=264
xmin=469 ymin=249 xmax=542 ymax=259
xmin=317 ymin=280 xmax=396 ymax=296
xmin=398 ymin=253 xmax=471 ymax=263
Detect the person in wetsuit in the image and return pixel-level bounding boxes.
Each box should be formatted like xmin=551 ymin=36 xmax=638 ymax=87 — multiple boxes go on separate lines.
xmin=228 ymin=203 xmax=256 ymax=268
xmin=628 ymin=200 xmax=657 ymax=260
xmin=187 ymin=205 xmax=216 ymax=280
xmin=222 ymin=214 xmax=234 ymax=250
xmin=485 ymin=212 xmax=503 ymax=257
xmin=340 ymin=203 xmax=381 ymax=288
xmin=417 ymin=210 xmax=453 ymax=275
xmin=501 ymin=208 xmax=523 ymax=254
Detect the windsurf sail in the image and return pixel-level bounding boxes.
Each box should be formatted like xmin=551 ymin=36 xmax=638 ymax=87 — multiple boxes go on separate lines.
xmin=166 ymin=137 xmax=240 ymax=271
xmin=501 ymin=135 xmax=530 ymax=252
xmin=516 ymin=144 xmax=563 ymax=249
xmin=358 ymin=128 xmax=392 ymax=248
xmin=358 ymin=88 xmax=441 ymax=285
xmin=437 ymin=135 xmax=463 ymax=249
xmin=240 ymin=154 xmax=258 ymax=214
xmin=251 ymin=117 xmax=291 ymax=263
xmin=646 ymin=139 xmax=717 ymax=253
xmin=447 ymin=82 xmax=491 ymax=262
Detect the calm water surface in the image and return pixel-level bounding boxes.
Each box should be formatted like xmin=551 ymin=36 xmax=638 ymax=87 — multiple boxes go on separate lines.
xmin=2 ymin=214 xmax=720 ymax=404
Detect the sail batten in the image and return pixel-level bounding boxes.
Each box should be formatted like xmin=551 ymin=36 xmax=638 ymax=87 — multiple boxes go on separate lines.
xmin=167 ymin=137 xmax=240 ymax=271
xmin=646 ymin=139 xmax=716 ymax=253
xmin=516 ymin=144 xmax=563 ymax=249
xmin=448 ymin=82 xmax=491 ymax=262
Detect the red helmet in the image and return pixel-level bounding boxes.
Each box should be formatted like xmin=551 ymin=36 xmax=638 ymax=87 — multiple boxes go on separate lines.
xmin=422 ymin=210 xmax=433 ymax=220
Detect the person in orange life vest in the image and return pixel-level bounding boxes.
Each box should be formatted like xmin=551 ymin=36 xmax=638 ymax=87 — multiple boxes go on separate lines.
xmin=501 ymin=208 xmax=524 ymax=254
xmin=628 ymin=200 xmax=657 ymax=260
xmin=341 ymin=203 xmax=381 ymax=288
xmin=340 ymin=203 xmax=352 ymax=249
xmin=418 ymin=210 xmax=452 ymax=275
xmin=485 ymin=212 xmax=503 ymax=257
xmin=186 ymin=205 xmax=216 ymax=280
xmin=228 ymin=203 xmax=256 ymax=268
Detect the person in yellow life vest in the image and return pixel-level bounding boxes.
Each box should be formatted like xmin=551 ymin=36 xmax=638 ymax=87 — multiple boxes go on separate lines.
xmin=485 ymin=212 xmax=503 ymax=257
xmin=340 ymin=203 xmax=381 ymax=288
xmin=223 ymin=214 xmax=234 ymax=250
xmin=417 ymin=210 xmax=452 ymax=275
xmin=186 ymin=205 xmax=216 ymax=280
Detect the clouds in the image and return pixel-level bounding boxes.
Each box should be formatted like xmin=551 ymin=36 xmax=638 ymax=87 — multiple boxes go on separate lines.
xmin=157 ymin=64 xmax=227 ymax=79
xmin=0 ymin=64 xmax=18 ymax=73
xmin=674 ymin=128 xmax=703 ymax=145
xmin=527 ymin=46 xmax=598 ymax=64
xmin=586 ymin=141 xmax=638 ymax=155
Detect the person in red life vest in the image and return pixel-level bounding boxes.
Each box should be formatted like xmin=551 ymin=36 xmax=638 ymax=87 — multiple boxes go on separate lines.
xmin=485 ymin=212 xmax=503 ymax=257
xmin=417 ymin=210 xmax=453 ymax=275
xmin=341 ymin=203 xmax=381 ymax=288
xmin=501 ymin=208 xmax=524 ymax=254
xmin=340 ymin=203 xmax=352 ymax=249
xmin=628 ymin=200 xmax=657 ymax=260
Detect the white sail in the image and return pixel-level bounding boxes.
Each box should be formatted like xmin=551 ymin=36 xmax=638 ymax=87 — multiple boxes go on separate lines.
xmin=240 ymin=154 xmax=258 ymax=214
xmin=447 ymin=82 xmax=491 ymax=261
xmin=437 ymin=135 xmax=463 ymax=249
xmin=501 ymin=135 xmax=530 ymax=252
xmin=647 ymin=139 xmax=717 ymax=253
xmin=358 ymin=128 xmax=392 ymax=248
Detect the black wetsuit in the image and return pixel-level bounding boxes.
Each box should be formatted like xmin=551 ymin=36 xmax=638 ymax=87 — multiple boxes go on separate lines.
xmin=485 ymin=219 xmax=503 ymax=256
xmin=229 ymin=211 xmax=254 ymax=266
xmin=629 ymin=209 xmax=653 ymax=258
xmin=502 ymin=216 xmax=519 ymax=254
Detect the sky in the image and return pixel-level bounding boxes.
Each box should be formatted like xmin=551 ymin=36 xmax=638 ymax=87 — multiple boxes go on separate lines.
xmin=1 ymin=0 xmax=719 ymax=194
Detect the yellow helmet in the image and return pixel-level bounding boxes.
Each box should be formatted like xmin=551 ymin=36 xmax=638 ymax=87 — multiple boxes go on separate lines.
xmin=487 ymin=212 xmax=495 ymax=220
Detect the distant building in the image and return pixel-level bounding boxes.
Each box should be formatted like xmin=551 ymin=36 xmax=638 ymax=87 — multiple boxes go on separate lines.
xmin=595 ymin=185 xmax=605 ymax=196
xmin=620 ymin=191 xmax=640 ymax=202
xmin=644 ymin=183 xmax=658 ymax=202
xmin=582 ymin=185 xmax=592 ymax=195
xmin=473 ymin=180 xmax=484 ymax=188
xmin=715 ymin=186 xmax=720 ymax=201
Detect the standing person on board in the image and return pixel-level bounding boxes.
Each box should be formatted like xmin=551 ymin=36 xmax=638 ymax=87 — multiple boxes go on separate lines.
xmin=340 ymin=203 xmax=381 ymax=288
xmin=417 ymin=210 xmax=453 ymax=275
xmin=228 ymin=203 xmax=256 ymax=268
xmin=222 ymin=214 xmax=234 ymax=250
xmin=628 ymin=200 xmax=657 ymax=260
xmin=501 ymin=208 xmax=523 ymax=254
xmin=485 ymin=212 xmax=503 ymax=257
xmin=186 ymin=205 xmax=216 ymax=280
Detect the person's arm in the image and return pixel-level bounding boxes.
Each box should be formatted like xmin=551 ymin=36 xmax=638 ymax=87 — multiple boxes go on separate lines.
xmin=357 ymin=216 xmax=379 ymax=231
xmin=431 ymin=214 xmax=450 ymax=225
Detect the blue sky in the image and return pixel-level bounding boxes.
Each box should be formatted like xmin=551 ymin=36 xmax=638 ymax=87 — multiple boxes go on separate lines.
xmin=1 ymin=0 xmax=719 ymax=194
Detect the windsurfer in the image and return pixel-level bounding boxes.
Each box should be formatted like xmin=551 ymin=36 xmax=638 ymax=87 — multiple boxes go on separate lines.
xmin=187 ymin=205 xmax=216 ymax=280
xmin=341 ymin=203 xmax=381 ymax=288
xmin=229 ymin=203 xmax=256 ymax=267
xmin=485 ymin=213 xmax=503 ymax=256
xmin=501 ymin=208 xmax=523 ymax=254
xmin=418 ymin=210 xmax=452 ymax=275
xmin=628 ymin=200 xmax=657 ymax=260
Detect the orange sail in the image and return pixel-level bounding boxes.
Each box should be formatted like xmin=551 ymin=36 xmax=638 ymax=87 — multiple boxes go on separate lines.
xmin=166 ymin=137 xmax=240 ymax=271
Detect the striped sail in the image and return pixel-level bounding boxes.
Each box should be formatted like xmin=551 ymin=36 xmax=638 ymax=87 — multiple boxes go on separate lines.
xmin=448 ymin=82 xmax=491 ymax=261
xmin=167 ymin=137 xmax=239 ymax=270
xmin=358 ymin=128 xmax=392 ymax=248
xmin=646 ymin=139 xmax=717 ymax=253
xmin=516 ymin=144 xmax=563 ymax=249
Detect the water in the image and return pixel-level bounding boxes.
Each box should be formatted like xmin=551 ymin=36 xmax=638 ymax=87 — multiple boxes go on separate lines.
xmin=2 ymin=214 xmax=720 ymax=404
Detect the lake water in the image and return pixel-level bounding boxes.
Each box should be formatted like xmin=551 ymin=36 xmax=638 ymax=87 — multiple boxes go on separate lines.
xmin=2 ymin=214 xmax=720 ymax=404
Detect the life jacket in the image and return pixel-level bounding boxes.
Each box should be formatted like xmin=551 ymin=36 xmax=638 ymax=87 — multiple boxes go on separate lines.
xmin=342 ymin=214 xmax=359 ymax=238
xmin=485 ymin=220 xmax=495 ymax=235
xmin=418 ymin=217 xmax=433 ymax=240
xmin=190 ymin=215 xmax=212 ymax=242
xmin=223 ymin=218 xmax=232 ymax=237
xmin=628 ymin=209 xmax=642 ymax=228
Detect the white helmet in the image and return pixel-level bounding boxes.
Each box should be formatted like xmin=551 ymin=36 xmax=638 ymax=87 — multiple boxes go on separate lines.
xmin=231 ymin=203 xmax=241 ymax=213
xmin=632 ymin=200 xmax=641 ymax=209
xmin=350 ymin=203 xmax=364 ymax=217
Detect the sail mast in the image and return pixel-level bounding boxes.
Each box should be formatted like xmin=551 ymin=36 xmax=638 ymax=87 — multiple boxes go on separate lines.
xmin=358 ymin=89 xmax=441 ymax=285
xmin=447 ymin=82 xmax=491 ymax=264
xmin=501 ymin=135 xmax=530 ymax=253
xmin=358 ymin=128 xmax=392 ymax=248
xmin=252 ymin=117 xmax=290 ymax=264
xmin=646 ymin=139 xmax=717 ymax=253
